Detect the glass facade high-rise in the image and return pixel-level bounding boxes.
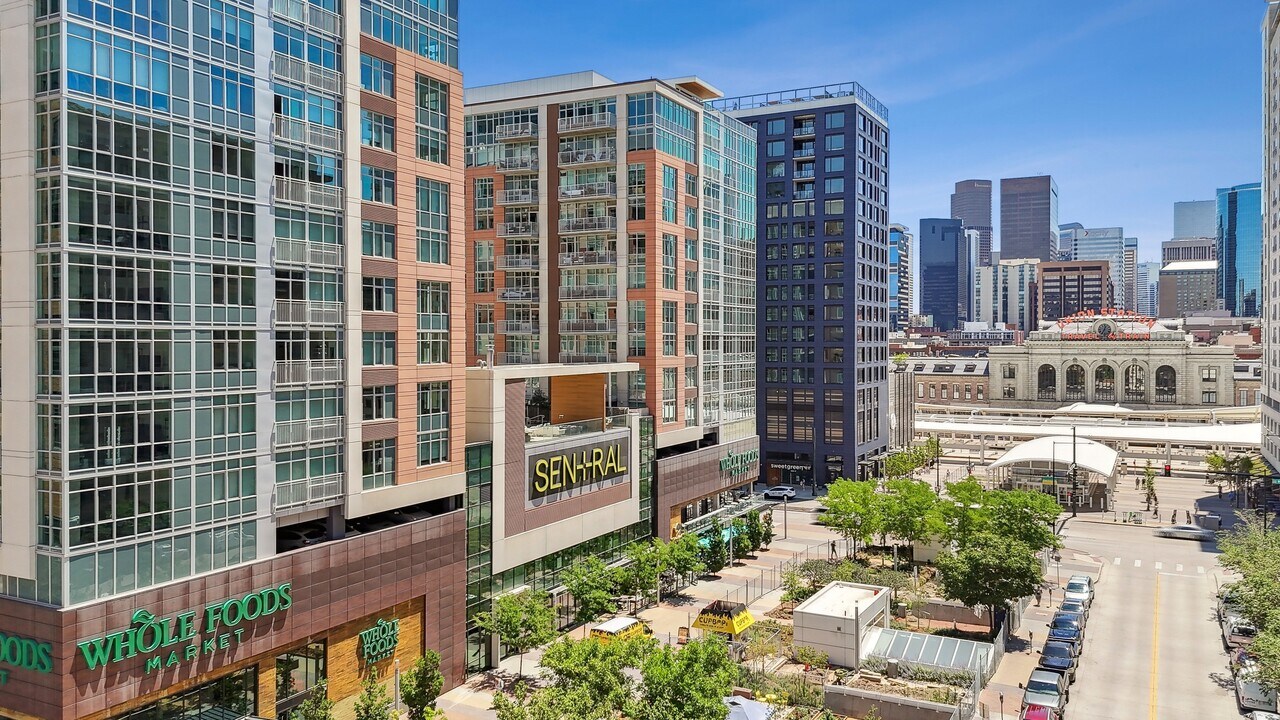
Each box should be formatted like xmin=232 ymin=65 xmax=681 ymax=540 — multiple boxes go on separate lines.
xmin=1000 ymin=175 xmax=1059 ymax=262
xmin=890 ymin=223 xmax=913 ymax=331
xmin=1216 ymin=182 xmax=1262 ymax=317
xmin=1174 ymin=199 xmax=1216 ymax=239
xmin=715 ymin=82 xmax=889 ymax=486
xmin=918 ymin=218 xmax=970 ymax=332
xmin=1058 ymin=224 xmax=1126 ymax=309
xmin=951 ymin=179 xmax=993 ymax=267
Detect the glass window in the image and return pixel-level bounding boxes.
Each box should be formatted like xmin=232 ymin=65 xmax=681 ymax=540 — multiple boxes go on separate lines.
xmin=765 ymin=140 xmax=784 ymax=158
xmin=825 ymin=110 xmax=845 ymax=129
xmin=360 ymin=109 xmax=395 ymax=150
xmin=275 ymin=642 xmax=326 ymax=708
xmin=824 ymin=177 xmax=844 ymax=194
xmin=415 ymin=74 xmax=449 ymax=164
xmin=362 ymin=386 xmax=395 ymax=421
xmin=362 ymin=439 xmax=395 ymax=489
xmin=416 ymin=282 xmax=449 ymax=363
xmin=361 ymin=276 xmax=395 ymax=312
xmin=359 ymin=53 xmax=394 ymax=96
xmin=824 ymin=156 xmax=844 ymax=173
xmin=362 ymin=331 xmax=395 ymax=366
xmin=824 ymin=133 xmax=845 ymax=151
xmin=417 ymin=382 xmax=450 ymax=465
xmin=361 ymin=221 xmax=395 ymax=258
xmin=416 ymin=178 xmax=450 ymax=263
xmin=361 ymin=166 xmax=395 ymax=204
xmin=766 ymin=118 xmax=784 ymax=135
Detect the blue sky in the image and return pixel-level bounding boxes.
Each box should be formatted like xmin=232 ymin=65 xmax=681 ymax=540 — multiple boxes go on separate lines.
xmin=459 ymin=0 xmax=1264 ymax=263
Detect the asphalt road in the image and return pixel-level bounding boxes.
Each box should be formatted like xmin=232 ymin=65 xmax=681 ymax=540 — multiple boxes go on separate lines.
xmin=1059 ymin=518 xmax=1238 ymax=719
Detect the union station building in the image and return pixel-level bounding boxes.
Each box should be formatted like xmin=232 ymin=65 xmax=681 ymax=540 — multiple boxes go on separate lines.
xmin=986 ymin=311 xmax=1240 ymax=409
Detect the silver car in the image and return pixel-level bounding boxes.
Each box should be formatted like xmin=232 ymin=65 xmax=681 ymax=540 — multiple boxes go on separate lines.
xmin=1060 ymin=599 xmax=1089 ymax=622
xmin=1022 ymin=669 xmax=1069 ymax=715
xmin=1063 ymin=579 xmax=1093 ymax=608
xmin=762 ymin=485 xmax=797 ymax=500
xmin=1154 ymin=524 xmax=1215 ymax=541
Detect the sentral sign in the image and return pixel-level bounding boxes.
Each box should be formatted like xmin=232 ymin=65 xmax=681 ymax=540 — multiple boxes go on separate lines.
xmin=0 ymin=631 xmax=53 ymax=685
xmin=528 ymin=434 xmax=630 ymax=503
xmin=77 ymin=582 xmax=292 ymax=674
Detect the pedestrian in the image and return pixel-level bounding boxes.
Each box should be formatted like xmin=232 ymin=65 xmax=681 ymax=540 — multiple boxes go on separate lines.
xmin=1135 ymin=477 xmax=1140 ymax=490
xmin=1028 ymin=630 xmax=1034 ymax=653
xmin=830 ymin=540 xmax=836 ymax=560
xmin=1218 ymin=485 xmax=1223 ymax=499
xmin=1034 ymin=586 xmax=1043 ymax=606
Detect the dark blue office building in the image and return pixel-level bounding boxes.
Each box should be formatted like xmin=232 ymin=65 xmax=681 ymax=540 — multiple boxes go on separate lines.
xmin=713 ymin=83 xmax=890 ymax=486
xmin=1217 ymin=182 xmax=1262 ymax=317
xmin=918 ymin=218 xmax=971 ymax=331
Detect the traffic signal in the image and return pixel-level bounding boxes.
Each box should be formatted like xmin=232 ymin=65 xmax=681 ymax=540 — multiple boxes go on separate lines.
xmin=1163 ymin=464 xmax=1172 ymax=477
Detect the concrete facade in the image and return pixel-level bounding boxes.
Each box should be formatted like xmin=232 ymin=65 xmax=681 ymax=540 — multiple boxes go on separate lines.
xmin=1264 ymin=3 xmax=1280 ymax=469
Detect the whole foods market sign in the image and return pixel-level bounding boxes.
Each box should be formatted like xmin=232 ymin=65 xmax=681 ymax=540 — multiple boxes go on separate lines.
xmin=77 ymin=583 xmax=292 ymax=674
xmin=359 ymin=618 xmax=400 ymax=663
xmin=720 ymin=449 xmax=759 ymax=476
xmin=0 ymin=631 xmax=53 ymax=685
xmin=527 ymin=435 xmax=630 ymax=503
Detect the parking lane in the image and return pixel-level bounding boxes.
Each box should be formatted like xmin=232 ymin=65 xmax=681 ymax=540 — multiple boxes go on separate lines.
xmin=1154 ymin=572 xmax=1235 ymax=720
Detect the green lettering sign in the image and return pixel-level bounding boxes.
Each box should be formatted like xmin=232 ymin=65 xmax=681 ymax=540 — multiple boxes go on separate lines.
xmin=720 ymin=449 xmax=760 ymax=476
xmin=0 ymin=631 xmax=54 ymax=682
xmin=359 ymin=618 xmax=400 ymax=663
xmin=77 ymin=582 xmax=292 ymax=674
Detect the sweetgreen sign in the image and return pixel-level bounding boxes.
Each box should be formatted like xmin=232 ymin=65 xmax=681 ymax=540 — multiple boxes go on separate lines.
xmin=77 ymin=582 xmax=292 ymax=674
xmin=359 ymin=618 xmax=400 ymax=663
xmin=720 ymin=449 xmax=759 ymax=476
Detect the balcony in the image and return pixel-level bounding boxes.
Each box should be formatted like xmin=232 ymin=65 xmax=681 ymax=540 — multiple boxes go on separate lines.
xmin=498 ymin=320 xmax=538 ymax=334
xmin=793 ymin=125 xmax=816 ymax=138
xmin=271 ymin=0 xmax=340 ymax=36
xmin=275 ymin=239 xmax=342 ymax=268
xmin=274 ymin=299 xmax=343 ymax=326
xmin=559 ymin=318 xmax=617 ymax=334
xmin=558 ymin=112 xmax=616 ymax=134
xmin=273 ymin=115 xmax=342 ymax=152
xmin=495 ymin=255 xmax=540 ymax=271
xmin=498 ymin=287 xmax=539 ymax=302
xmin=497 ymin=156 xmax=539 ymax=173
xmin=794 ymin=169 xmax=815 ymax=180
xmin=275 ymin=473 xmax=343 ymax=512
xmin=526 ymin=413 xmax=628 ymax=444
xmin=559 ymin=352 xmax=614 ymax=364
xmin=274 ymin=177 xmax=341 ymax=210
xmin=495 ymin=122 xmax=538 ymax=141
xmin=558 ymin=216 xmax=617 ymax=234
xmin=497 ymin=221 xmax=539 ymax=238
xmin=498 ymin=188 xmax=537 ymax=205
xmin=559 ymin=285 xmax=617 ymax=301
xmin=793 ymin=147 xmax=816 ymax=159
xmin=559 ymin=250 xmax=617 ymax=267
xmin=793 ymin=189 xmax=815 ymax=200
xmin=558 ymin=181 xmax=617 ymax=201
xmin=558 ymin=147 xmax=617 ymax=167
xmin=498 ymin=352 xmax=537 ymax=365
xmin=272 ymin=54 xmax=342 ymax=95
xmin=274 ymin=359 xmax=344 ymax=388
xmin=274 ymin=417 xmax=342 ymax=450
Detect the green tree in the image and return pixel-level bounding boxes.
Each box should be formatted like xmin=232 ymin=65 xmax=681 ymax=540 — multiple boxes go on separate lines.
xmin=986 ymin=490 xmax=1062 ymax=551
xmin=819 ymin=478 xmax=885 ymax=556
xmin=473 ymin=590 xmax=558 ymax=679
xmin=353 ymin=672 xmax=395 ymax=720
xmin=562 ymin=555 xmax=620 ymax=624
xmin=493 ymin=683 xmax=602 ymax=720
xmin=293 ymin=679 xmax=335 ymax=720
xmin=730 ymin=518 xmax=753 ymax=561
xmin=743 ymin=510 xmax=766 ymax=553
xmin=399 ymin=650 xmax=444 ymax=720
xmin=759 ymin=511 xmax=776 ymax=550
xmin=934 ymin=478 xmax=988 ymax=547
xmin=700 ymin=519 xmax=729 ymax=576
xmin=935 ymin=532 xmax=1042 ymax=631
xmin=882 ymin=478 xmax=940 ymax=551
xmin=662 ymin=533 xmax=706 ymax=583
xmin=1143 ymin=461 xmax=1158 ymax=510
xmin=1219 ymin=514 xmax=1280 ymax=689
xmin=631 ymin=638 xmax=738 ymax=720
xmin=620 ymin=540 xmax=663 ymax=603
xmin=884 ymin=450 xmax=923 ymax=481
xmin=539 ymin=635 xmax=654 ymax=716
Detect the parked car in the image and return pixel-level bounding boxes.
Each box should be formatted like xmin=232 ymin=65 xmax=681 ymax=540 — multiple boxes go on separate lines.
xmin=1154 ymin=524 xmax=1215 ymax=541
xmin=1246 ymin=711 xmax=1280 ymax=720
xmin=1067 ymin=574 xmax=1093 ymax=590
xmin=1059 ymin=599 xmax=1089 ymax=622
xmin=1046 ymin=625 xmax=1082 ymax=654
xmin=1022 ymin=669 xmax=1069 ymax=716
xmin=1063 ymin=579 xmax=1093 ymax=608
xmin=762 ymin=485 xmax=798 ymax=500
xmin=1038 ymin=640 xmax=1079 ymax=682
xmin=1020 ymin=705 xmax=1061 ymax=720
xmin=1219 ymin=585 xmax=1243 ymax=621
xmin=1224 ymin=610 xmax=1259 ymax=649
xmin=1238 ymin=658 xmax=1279 ymax=712
xmin=277 ymin=523 xmax=326 ymax=551
xmin=1050 ymin=613 xmax=1086 ymax=641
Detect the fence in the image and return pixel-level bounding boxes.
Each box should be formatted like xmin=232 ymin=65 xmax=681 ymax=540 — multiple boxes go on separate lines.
xmin=716 ymin=538 xmax=834 ymax=607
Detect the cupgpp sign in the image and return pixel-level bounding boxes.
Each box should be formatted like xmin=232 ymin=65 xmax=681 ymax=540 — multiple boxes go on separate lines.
xmin=77 ymin=582 xmax=292 ymax=674
xmin=359 ymin=618 xmax=400 ymax=663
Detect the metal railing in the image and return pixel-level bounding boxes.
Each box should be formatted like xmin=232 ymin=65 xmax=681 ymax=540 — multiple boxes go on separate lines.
xmin=498 ymin=188 xmax=537 ymax=205
xmin=275 ymin=239 xmax=342 ymax=268
xmin=559 ymin=285 xmax=617 ymax=300
xmin=498 ymin=288 xmax=539 ymax=302
xmin=792 ymin=147 xmax=815 ymax=159
xmin=274 ymin=177 xmax=341 ymax=210
xmin=272 ymin=54 xmax=342 ymax=95
xmin=559 ymin=250 xmax=617 ymax=267
xmin=497 ymin=221 xmax=538 ymax=238
xmin=558 ymin=216 xmax=617 ymax=233
xmin=274 ymin=359 xmax=344 ymax=387
xmin=497 ymin=352 xmax=537 ymax=365
xmin=557 ymin=147 xmax=617 ymax=167
xmin=495 ymin=255 xmax=540 ymax=271
xmin=559 ymin=318 xmax=617 ymax=334
xmin=707 ymin=81 xmax=889 ymax=122
xmin=793 ymin=125 xmax=816 ymax=137
xmin=274 ymin=299 xmax=343 ymax=326
xmin=274 ymin=417 xmax=342 ymax=449
xmin=275 ymin=473 xmax=343 ymax=511
xmin=497 ymin=156 xmax=539 ymax=172
xmin=559 ymin=352 xmax=613 ymax=364
xmin=793 ymin=169 xmax=815 ymax=179
xmin=793 ymin=189 xmax=815 ymax=200
xmin=497 ymin=320 xmax=538 ymax=334
xmin=273 ymin=114 xmax=342 ymax=152
xmin=558 ymin=181 xmax=617 ymax=200
xmin=557 ymin=112 xmax=616 ymax=133
xmin=495 ymin=121 xmax=538 ymax=141
xmin=271 ymin=0 xmax=340 ymax=35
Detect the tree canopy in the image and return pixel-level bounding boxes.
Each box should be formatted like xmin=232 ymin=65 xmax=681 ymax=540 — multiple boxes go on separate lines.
xmin=819 ymin=479 xmax=885 ymax=554
xmin=474 ymin=590 xmax=558 ymax=678
xmin=935 ymin=532 xmax=1042 ymax=621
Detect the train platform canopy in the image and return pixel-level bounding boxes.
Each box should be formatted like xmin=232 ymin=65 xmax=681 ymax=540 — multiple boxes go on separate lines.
xmin=915 ymin=418 xmax=1261 ymax=448
xmin=988 ymin=435 xmax=1119 ymax=477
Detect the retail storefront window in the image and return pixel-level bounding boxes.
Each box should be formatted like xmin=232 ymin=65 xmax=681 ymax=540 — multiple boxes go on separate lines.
xmin=276 ymin=642 xmax=327 ymax=718
xmin=109 ymin=665 xmax=256 ymax=720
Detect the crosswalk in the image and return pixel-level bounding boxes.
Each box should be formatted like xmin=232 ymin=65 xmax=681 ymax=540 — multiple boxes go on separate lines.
xmin=1111 ymin=556 xmax=1209 ymax=575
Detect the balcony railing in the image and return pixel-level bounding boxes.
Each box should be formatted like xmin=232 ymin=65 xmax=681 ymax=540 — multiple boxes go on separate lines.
xmin=273 ymin=115 xmax=342 ymax=152
xmin=793 ymin=125 xmax=816 ymax=137
xmin=498 ymin=288 xmax=539 ymax=302
xmin=559 ymin=250 xmax=617 ymax=267
xmin=274 ymin=417 xmax=343 ymax=450
xmin=793 ymin=147 xmax=816 ymax=159
xmin=558 ymin=181 xmax=617 ymax=200
xmin=498 ymin=320 xmax=538 ymax=334
xmin=557 ymin=147 xmax=617 ymax=167
xmin=495 ymin=255 xmax=540 ymax=271
xmin=271 ymin=0 xmax=340 ymax=36
xmin=557 ymin=112 xmax=616 ymax=133
xmin=275 ymin=473 xmax=343 ymax=512
xmin=498 ymin=352 xmax=537 ymax=365
xmin=272 ymin=54 xmax=342 ymax=95
xmin=794 ymin=169 xmax=815 ymax=180
xmin=559 ymin=319 xmax=617 ymax=334
xmin=495 ymin=122 xmax=538 ymax=141
xmin=559 ymin=352 xmax=614 ymax=364
xmin=559 ymin=285 xmax=618 ymax=300
xmin=274 ymin=299 xmax=343 ymax=326
xmin=497 ymin=221 xmax=538 ymax=238
xmin=498 ymin=188 xmax=537 ymax=205
xmin=558 ymin=216 xmax=617 ymax=233
xmin=793 ymin=189 xmax=815 ymax=200
xmin=274 ymin=359 xmax=344 ymax=388
xmin=497 ymin=156 xmax=539 ymax=172
xmin=275 ymin=239 xmax=342 ymax=268
xmin=274 ymin=177 xmax=341 ymax=210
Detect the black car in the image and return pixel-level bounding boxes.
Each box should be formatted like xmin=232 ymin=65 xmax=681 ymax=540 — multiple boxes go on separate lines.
xmin=1051 ymin=612 xmax=1086 ymax=641
xmin=1038 ymin=640 xmax=1079 ymax=682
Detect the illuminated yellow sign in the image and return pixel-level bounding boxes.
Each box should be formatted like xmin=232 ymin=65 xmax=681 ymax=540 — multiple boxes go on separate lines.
xmin=693 ymin=605 xmax=755 ymax=635
xmin=528 ymin=437 xmax=630 ymax=502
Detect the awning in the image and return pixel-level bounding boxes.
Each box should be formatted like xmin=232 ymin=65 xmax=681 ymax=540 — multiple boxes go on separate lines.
xmin=694 ymin=600 xmax=755 ymax=635
xmin=987 ymin=435 xmax=1118 ymax=477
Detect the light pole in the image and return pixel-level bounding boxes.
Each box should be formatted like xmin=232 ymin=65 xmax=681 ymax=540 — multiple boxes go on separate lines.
xmin=782 ymin=493 xmax=789 ymax=540
xmin=1071 ymin=425 xmax=1079 ymax=518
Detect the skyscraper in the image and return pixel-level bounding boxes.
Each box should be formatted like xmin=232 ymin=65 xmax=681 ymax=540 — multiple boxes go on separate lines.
xmin=716 ymin=82 xmax=889 ymax=486
xmin=1263 ymin=2 xmax=1280 ymax=471
xmin=890 ymin=224 xmax=913 ymax=331
xmin=951 ymin=179 xmax=993 ymax=266
xmin=1000 ymin=175 xmax=1059 ymax=261
xmin=1174 ymin=199 xmax=1217 ymax=239
xmin=1058 ymin=225 xmax=1126 ymax=309
xmin=1162 ymin=237 xmax=1217 ymax=262
xmin=1136 ymin=261 xmax=1161 ymax=317
xmin=1217 ymin=182 xmax=1263 ymax=317
xmin=973 ymin=258 xmax=1040 ymax=331
xmin=0 ymin=0 xmax=475 ymax=715
xmin=1123 ymin=237 xmax=1138 ymax=312
xmin=918 ymin=218 xmax=971 ymax=331
xmin=1037 ymin=261 xmax=1113 ymax=322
